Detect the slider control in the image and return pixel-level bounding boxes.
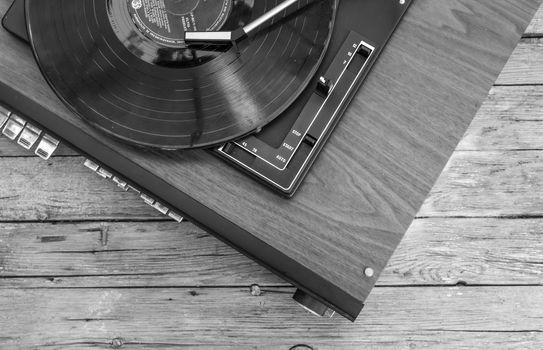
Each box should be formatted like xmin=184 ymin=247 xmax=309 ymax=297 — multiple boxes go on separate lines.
xmin=316 ymin=76 xmax=334 ymax=97
xmin=303 ymin=134 xmax=318 ymax=147
xmin=357 ymin=44 xmax=372 ymax=59
xmin=346 ymin=42 xmax=374 ymax=74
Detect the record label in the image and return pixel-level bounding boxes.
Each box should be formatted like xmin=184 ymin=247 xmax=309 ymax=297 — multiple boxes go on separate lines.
xmin=128 ymin=0 xmax=233 ymax=47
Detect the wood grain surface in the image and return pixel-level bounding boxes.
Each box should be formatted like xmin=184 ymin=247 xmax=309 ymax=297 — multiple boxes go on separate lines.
xmin=1 ymin=1 xmax=543 ymax=349
xmin=0 ymin=287 xmax=542 ymax=349
xmin=0 ymin=0 xmax=540 ymax=314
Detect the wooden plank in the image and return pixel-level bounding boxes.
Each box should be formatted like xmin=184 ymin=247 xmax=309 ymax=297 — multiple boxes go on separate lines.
xmin=0 ymin=221 xmax=282 ymax=286
xmin=0 ymin=137 xmax=40 ymax=157
xmin=382 ymin=217 xmax=543 ymax=285
xmin=1 ymin=218 xmax=542 ymax=288
xmin=497 ymin=39 xmax=543 ymax=85
xmin=0 ymin=157 xmax=160 ymax=221
xmin=419 ymin=150 xmax=543 ymax=217
xmin=458 ymin=86 xmax=543 ymax=151
xmin=0 ymin=286 xmax=541 ymax=349
xmin=525 ymin=4 xmax=543 ymax=35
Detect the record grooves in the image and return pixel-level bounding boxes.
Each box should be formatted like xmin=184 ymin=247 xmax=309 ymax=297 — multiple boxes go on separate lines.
xmin=26 ymin=0 xmax=336 ymax=149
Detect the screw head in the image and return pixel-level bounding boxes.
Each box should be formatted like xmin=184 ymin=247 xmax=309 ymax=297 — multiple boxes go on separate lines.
xmin=364 ymin=267 xmax=374 ymax=278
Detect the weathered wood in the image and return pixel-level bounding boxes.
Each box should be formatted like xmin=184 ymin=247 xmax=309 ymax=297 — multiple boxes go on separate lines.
xmin=497 ymin=39 xmax=543 ymax=85
xmin=0 ymin=221 xmax=282 ymax=286
xmin=1 ymin=218 xmax=542 ymax=288
xmin=0 ymin=286 xmax=541 ymax=349
xmin=419 ymin=150 xmax=543 ymax=217
xmin=525 ymin=4 xmax=543 ymax=35
xmin=0 ymin=138 xmax=36 ymax=157
xmin=0 ymin=157 xmax=161 ymax=221
xmin=458 ymin=86 xmax=543 ymax=151
xmin=383 ymin=217 xmax=543 ymax=285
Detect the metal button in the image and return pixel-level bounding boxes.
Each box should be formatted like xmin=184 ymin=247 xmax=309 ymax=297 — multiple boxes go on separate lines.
xmin=96 ymin=167 xmax=113 ymax=179
xmin=2 ymin=114 xmax=26 ymax=140
xmin=17 ymin=124 xmax=42 ymax=150
xmin=112 ymin=177 xmax=129 ymax=191
xmin=168 ymin=211 xmax=184 ymax=223
xmin=152 ymin=201 xmax=169 ymax=215
xmin=83 ymin=159 xmax=100 ymax=172
xmin=35 ymin=134 xmax=60 ymax=160
xmin=140 ymin=193 xmax=155 ymax=205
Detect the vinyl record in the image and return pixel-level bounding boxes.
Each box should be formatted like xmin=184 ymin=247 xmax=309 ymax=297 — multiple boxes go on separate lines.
xmin=25 ymin=0 xmax=336 ymax=149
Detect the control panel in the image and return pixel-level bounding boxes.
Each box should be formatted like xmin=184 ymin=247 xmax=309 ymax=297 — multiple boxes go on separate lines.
xmin=216 ymin=31 xmax=376 ymax=196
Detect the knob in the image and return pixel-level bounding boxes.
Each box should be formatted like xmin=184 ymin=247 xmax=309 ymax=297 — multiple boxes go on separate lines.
xmin=316 ymin=76 xmax=333 ymax=97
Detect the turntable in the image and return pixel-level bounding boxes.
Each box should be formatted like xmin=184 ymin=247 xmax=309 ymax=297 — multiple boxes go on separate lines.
xmin=0 ymin=0 xmax=538 ymax=320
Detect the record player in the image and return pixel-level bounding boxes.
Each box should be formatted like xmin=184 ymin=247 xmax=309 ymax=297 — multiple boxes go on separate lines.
xmin=0 ymin=0 xmax=537 ymax=321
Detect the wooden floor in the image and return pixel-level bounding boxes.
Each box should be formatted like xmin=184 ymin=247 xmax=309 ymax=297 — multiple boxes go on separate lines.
xmin=1 ymin=6 xmax=543 ymax=350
